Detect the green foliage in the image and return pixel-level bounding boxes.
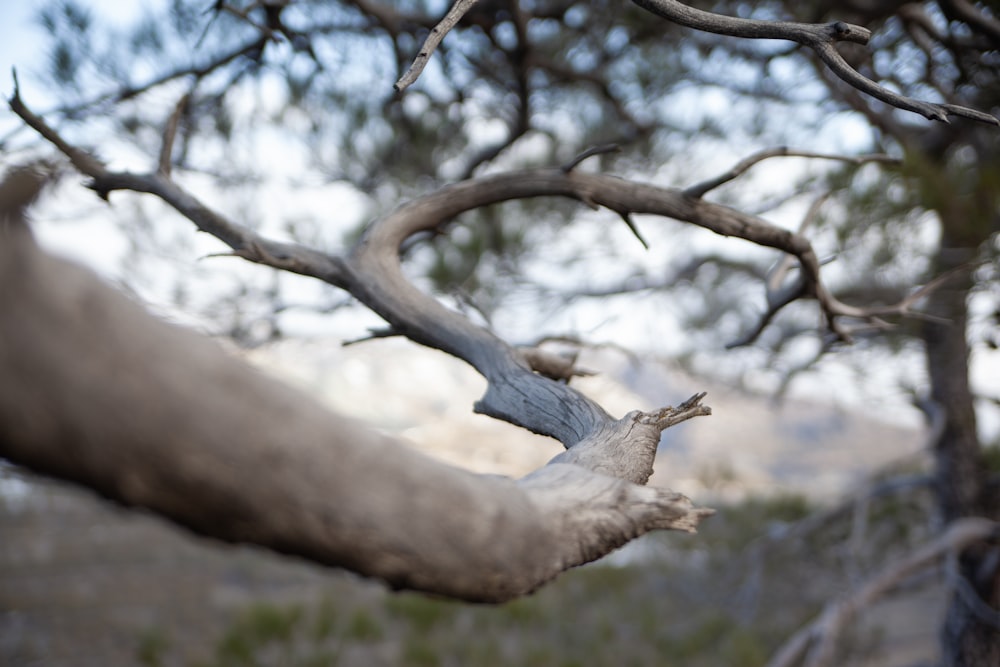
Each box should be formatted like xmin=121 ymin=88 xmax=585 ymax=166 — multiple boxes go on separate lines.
xmin=136 ymin=626 xmax=171 ymax=667
xmin=111 ymin=478 xmax=935 ymax=667
xmin=344 ymin=609 xmax=383 ymax=642
xmin=171 ymin=563 xmax=783 ymax=667
xmin=385 ymin=593 xmax=458 ymax=633
xmin=690 ymin=492 xmax=813 ymax=553
xmin=194 ymin=601 xmax=337 ymax=667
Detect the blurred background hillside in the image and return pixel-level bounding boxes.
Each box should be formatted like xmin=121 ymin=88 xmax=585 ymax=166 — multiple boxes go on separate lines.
xmin=2 ymin=339 xmax=943 ymax=667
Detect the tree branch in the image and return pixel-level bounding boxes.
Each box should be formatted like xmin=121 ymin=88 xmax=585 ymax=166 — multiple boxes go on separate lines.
xmin=684 ymin=148 xmax=899 ymax=199
xmin=8 ymin=90 xmax=717 ymax=556
xmin=12 ymin=84 xmax=910 ymax=388
xmin=766 ymin=518 xmax=1000 ymax=667
xmin=0 ymin=214 xmax=712 ymax=602
xmin=157 ymin=92 xmax=190 ymax=177
xmin=9 ymin=79 xmax=349 ymax=285
xmin=631 ymin=0 xmax=1000 ymax=125
xmin=394 ymin=0 xmax=481 ymax=92
xmin=938 ymin=0 xmax=1000 ymax=48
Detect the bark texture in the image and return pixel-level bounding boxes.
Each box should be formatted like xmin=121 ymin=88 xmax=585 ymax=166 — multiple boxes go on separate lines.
xmin=0 ymin=173 xmax=712 ymax=601
xmin=923 ymin=228 xmax=1000 ymax=667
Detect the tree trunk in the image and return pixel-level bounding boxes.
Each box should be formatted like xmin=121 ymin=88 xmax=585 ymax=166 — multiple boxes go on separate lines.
xmin=922 ymin=231 xmax=1000 ymax=666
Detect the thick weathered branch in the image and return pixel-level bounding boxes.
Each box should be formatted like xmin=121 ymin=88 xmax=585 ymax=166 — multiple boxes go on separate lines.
xmin=0 ymin=206 xmax=712 ymax=603
xmin=7 ymin=92 xmax=717 ymax=586
xmin=631 ymin=0 xmax=1000 ymax=125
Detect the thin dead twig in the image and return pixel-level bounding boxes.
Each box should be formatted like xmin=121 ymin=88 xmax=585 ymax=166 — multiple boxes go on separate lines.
xmin=684 ymin=148 xmax=899 ymax=199
xmin=395 ymin=0 xmax=480 ymax=92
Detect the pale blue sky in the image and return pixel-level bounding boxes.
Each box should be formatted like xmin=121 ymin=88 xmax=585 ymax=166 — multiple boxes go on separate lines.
xmin=1 ymin=2 xmax=47 ymax=103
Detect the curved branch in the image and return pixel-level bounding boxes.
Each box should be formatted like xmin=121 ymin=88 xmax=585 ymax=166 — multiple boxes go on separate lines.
xmin=9 ymin=82 xmax=875 ymax=429
xmin=632 ymin=0 xmax=872 ymax=43
xmin=810 ymin=40 xmax=998 ymax=125
xmin=10 ymin=85 xmax=718 ymax=486
xmin=684 ymin=148 xmax=899 ymax=199
xmin=343 ymin=166 xmax=825 ymax=440
xmin=0 ymin=214 xmax=712 ymax=603
xmin=13 ymin=81 xmax=931 ymax=395
xmin=631 ymin=0 xmax=999 ymax=125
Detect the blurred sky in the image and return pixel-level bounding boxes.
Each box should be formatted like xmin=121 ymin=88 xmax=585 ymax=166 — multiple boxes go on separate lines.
xmin=1 ymin=1 xmax=146 ymax=112
xmin=1 ymin=2 xmax=47 ymax=108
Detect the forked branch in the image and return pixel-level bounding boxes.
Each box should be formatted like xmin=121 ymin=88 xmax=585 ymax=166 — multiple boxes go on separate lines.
xmin=395 ymin=0 xmax=999 ymax=123
xmin=630 ymin=0 xmax=999 ymax=125
xmin=10 ymin=85 xmax=931 ymax=389
xmin=0 ymin=197 xmax=713 ymax=601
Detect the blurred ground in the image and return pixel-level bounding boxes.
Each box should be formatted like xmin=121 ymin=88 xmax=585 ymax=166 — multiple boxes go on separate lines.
xmin=1 ymin=339 xmax=946 ymax=666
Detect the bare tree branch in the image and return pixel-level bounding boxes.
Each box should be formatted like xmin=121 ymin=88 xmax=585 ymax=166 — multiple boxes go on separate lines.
xmin=12 ymin=87 xmax=940 ymax=439
xmin=394 ymin=0 xmax=481 ymax=92
xmin=10 ymin=80 xmax=349 ymax=284
xmin=767 ymin=518 xmax=1000 ymax=667
xmin=727 ymin=192 xmax=830 ymax=348
xmin=631 ymin=0 xmax=1000 ymax=125
xmin=562 ymin=143 xmax=622 ymax=173
xmin=0 ymin=209 xmax=712 ymax=602
xmin=684 ymin=148 xmax=900 ymax=199
xmin=157 ymin=92 xmax=190 ymax=177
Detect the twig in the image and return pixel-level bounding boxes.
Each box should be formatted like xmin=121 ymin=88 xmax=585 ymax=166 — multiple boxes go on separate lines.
xmin=727 ymin=192 xmax=829 ymax=348
xmin=394 ymin=0 xmax=481 ymax=92
xmin=342 ymin=327 xmax=401 ymax=346
xmin=9 ymin=85 xmax=348 ymax=285
xmin=46 ymin=38 xmax=267 ymax=120
xmin=684 ymin=148 xmax=899 ymax=199
xmin=561 ymin=144 xmax=622 ymax=173
xmin=158 ymin=92 xmax=190 ymax=177
xmin=9 ymin=70 xmax=106 ymax=178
